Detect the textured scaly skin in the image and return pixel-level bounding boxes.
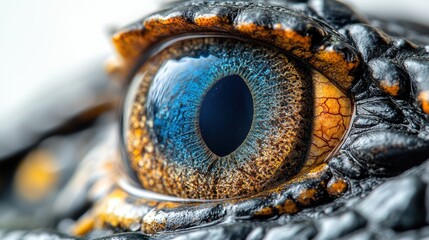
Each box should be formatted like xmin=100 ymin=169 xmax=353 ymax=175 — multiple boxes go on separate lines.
xmin=1 ymin=0 xmax=429 ymax=239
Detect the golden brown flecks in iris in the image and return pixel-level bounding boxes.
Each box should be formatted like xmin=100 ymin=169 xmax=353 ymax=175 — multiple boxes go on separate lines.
xmin=327 ymin=177 xmax=348 ymax=197
xmin=303 ymin=72 xmax=352 ymax=169
xmin=13 ymin=149 xmax=59 ymax=202
xmin=126 ymin=38 xmax=313 ymax=199
xmin=418 ymin=90 xmax=429 ymax=114
xmin=379 ymin=79 xmax=401 ymax=96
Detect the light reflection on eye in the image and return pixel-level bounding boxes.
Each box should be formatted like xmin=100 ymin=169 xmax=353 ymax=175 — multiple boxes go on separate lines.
xmin=121 ymin=36 xmax=352 ymax=199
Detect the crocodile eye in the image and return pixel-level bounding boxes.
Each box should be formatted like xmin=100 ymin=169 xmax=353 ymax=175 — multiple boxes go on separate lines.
xmin=121 ymin=36 xmax=352 ymax=199
xmin=73 ymin=2 xmax=364 ymax=234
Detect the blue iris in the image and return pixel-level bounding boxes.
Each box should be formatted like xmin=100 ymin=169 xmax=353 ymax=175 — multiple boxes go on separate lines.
xmin=145 ymin=38 xmax=295 ymax=172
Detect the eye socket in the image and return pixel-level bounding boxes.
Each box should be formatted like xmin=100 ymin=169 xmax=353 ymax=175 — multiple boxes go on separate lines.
xmin=121 ymin=36 xmax=352 ymax=199
xmin=71 ymin=2 xmax=366 ymax=235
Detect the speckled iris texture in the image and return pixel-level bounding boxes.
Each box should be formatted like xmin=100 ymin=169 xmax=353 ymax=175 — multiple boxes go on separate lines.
xmin=2 ymin=0 xmax=429 ymax=239
xmin=146 ymin=38 xmax=308 ymax=171
xmin=125 ymin=37 xmax=314 ymax=198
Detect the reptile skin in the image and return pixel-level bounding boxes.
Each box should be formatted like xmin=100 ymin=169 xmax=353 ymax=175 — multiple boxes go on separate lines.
xmin=1 ymin=0 xmax=429 ymax=239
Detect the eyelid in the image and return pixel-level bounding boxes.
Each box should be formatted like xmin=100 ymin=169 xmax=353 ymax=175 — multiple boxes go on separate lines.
xmin=110 ymin=2 xmax=361 ymax=91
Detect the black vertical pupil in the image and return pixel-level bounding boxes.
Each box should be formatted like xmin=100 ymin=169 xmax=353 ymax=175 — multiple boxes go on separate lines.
xmin=199 ymin=75 xmax=254 ymax=157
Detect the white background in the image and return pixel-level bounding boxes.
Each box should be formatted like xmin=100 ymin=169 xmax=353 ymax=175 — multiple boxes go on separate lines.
xmin=0 ymin=0 xmax=428 ymax=117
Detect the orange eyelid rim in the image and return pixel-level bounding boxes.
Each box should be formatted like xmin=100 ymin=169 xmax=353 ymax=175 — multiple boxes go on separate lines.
xmin=73 ymin=163 xmax=350 ymax=235
xmin=110 ymin=3 xmax=361 ymax=91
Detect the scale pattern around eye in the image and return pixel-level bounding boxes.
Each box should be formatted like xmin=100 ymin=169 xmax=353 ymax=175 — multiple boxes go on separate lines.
xmin=122 ymin=36 xmax=352 ymax=199
xmin=67 ymin=0 xmax=429 ymax=236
